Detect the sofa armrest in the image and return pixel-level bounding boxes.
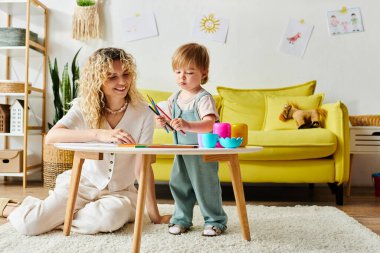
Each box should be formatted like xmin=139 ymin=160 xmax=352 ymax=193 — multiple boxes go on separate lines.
xmin=321 ymin=101 xmax=350 ymax=184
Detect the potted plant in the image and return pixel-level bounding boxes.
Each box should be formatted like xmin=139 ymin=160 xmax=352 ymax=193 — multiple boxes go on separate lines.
xmin=73 ymin=0 xmax=100 ymax=40
xmin=43 ymin=48 xmax=81 ymax=189
xmin=48 ymin=48 xmax=81 ymax=129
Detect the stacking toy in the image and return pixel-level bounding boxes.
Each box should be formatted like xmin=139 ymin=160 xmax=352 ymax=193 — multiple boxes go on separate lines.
xmin=213 ymin=123 xmax=231 ymax=148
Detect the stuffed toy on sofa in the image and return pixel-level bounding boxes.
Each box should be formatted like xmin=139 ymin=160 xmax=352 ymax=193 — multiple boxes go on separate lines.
xmin=279 ymin=103 xmax=327 ymax=129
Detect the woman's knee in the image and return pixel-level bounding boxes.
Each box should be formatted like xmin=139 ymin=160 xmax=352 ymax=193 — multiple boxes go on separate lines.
xmin=74 ymin=199 xmax=132 ymax=233
xmin=98 ymin=207 xmax=130 ymax=231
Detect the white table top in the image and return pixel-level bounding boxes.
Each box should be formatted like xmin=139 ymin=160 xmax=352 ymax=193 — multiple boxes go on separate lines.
xmin=54 ymin=143 xmax=262 ymax=155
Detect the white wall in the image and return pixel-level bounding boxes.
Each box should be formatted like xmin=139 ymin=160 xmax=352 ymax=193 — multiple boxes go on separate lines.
xmin=1 ymin=0 xmax=380 ymax=186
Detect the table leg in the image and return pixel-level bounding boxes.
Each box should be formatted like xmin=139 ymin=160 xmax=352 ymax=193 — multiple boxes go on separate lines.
xmin=63 ymin=152 xmax=84 ymax=236
xmin=226 ymin=154 xmax=251 ymax=241
xmin=132 ymin=154 xmax=151 ymax=253
xmin=63 ymin=151 xmax=103 ymax=236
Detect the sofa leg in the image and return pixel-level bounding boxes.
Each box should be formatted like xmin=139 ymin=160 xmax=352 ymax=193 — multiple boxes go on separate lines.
xmin=327 ymin=183 xmax=337 ymax=194
xmin=336 ymin=184 xmax=344 ymax=206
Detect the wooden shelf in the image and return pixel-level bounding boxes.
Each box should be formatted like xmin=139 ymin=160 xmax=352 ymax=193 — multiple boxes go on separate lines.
xmin=0 ymin=131 xmax=42 ymax=136
xmin=0 ymin=167 xmax=41 ymax=177
xmin=0 ymin=0 xmax=46 ymax=16
xmin=0 ymin=0 xmax=48 ymax=188
xmin=0 ymin=79 xmax=44 ymax=95
xmin=0 ymin=46 xmax=44 ymax=57
xmin=0 ymin=92 xmax=26 ymax=96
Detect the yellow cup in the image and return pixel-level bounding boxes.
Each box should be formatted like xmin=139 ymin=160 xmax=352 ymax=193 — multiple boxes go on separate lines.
xmin=231 ymin=123 xmax=248 ymax=147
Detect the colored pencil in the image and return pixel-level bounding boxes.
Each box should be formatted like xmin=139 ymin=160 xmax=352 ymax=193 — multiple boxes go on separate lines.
xmin=148 ymin=105 xmax=175 ymax=132
xmin=147 ymin=94 xmax=159 ymax=113
xmin=146 ymin=144 xmax=197 ymax=148
xmin=146 ymin=95 xmax=169 ymax=132
xmin=118 ymin=144 xmax=148 ymax=148
xmin=155 ymin=104 xmax=186 ymax=136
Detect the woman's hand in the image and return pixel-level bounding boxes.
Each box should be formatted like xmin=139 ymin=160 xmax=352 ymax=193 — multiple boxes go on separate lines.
xmin=151 ymin=214 xmax=172 ymax=224
xmin=96 ymin=129 xmax=136 ymax=144
xmin=170 ymin=118 xmax=191 ymax=131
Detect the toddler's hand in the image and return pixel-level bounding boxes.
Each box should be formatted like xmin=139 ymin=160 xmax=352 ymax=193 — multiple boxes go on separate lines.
xmin=96 ymin=129 xmax=136 ymax=144
xmin=170 ymin=118 xmax=190 ymax=131
xmin=155 ymin=115 xmax=167 ymax=128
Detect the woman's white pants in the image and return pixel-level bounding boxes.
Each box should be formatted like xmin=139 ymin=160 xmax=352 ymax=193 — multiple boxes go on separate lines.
xmin=8 ymin=170 xmax=137 ymax=236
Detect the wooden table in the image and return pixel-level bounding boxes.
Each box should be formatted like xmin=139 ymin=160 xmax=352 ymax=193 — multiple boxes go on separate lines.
xmin=54 ymin=143 xmax=262 ymax=253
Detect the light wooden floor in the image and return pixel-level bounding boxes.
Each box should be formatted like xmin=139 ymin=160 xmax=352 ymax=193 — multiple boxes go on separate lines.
xmin=1 ymin=182 xmax=379 ymax=235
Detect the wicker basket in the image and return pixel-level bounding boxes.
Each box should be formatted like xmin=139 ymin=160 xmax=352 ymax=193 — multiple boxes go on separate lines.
xmin=43 ymin=142 xmax=74 ymax=189
xmin=349 ymin=115 xmax=380 ymax=126
xmin=0 ymin=27 xmax=38 ymax=46
xmin=0 ymin=81 xmax=31 ymax=93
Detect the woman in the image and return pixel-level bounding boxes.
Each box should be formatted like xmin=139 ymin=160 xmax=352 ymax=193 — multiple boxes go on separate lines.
xmin=2 ymin=47 xmax=170 ymax=235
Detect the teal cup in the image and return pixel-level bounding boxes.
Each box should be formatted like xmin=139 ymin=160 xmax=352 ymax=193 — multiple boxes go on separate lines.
xmin=201 ymin=133 xmax=218 ymax=148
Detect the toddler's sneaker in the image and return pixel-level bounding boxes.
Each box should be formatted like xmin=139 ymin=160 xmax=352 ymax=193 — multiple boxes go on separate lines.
xmin=202 ymin=225 xmax=223 ymax=237
xmin=168 ymin=224 xmax=189 ymax=235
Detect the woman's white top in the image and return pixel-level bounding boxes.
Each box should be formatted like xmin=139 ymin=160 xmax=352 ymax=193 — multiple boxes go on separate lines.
xmin=57 ymin=101 xmax=154 ymax=192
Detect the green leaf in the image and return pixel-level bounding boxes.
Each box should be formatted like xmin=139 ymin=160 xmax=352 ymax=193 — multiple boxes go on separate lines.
xmin=48 ymin=57 xmax=63 ymax=123
xmin=71 ymin=48 xmax=81 ymax=99
xmin=61 ymin=63 xmax=71 ymax=113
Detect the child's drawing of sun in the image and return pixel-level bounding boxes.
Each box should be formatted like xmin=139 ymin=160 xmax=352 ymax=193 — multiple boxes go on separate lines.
xmin=200 ymin=14 xmax=220 ymax=34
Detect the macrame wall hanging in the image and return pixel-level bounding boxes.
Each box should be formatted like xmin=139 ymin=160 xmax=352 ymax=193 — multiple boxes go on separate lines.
xmin=72 ymin=0 xmax=100 ymax=40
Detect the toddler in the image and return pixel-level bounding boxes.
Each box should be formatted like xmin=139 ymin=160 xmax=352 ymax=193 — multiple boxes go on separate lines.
xmin=156 ymin=43 xmax=227 ymax=236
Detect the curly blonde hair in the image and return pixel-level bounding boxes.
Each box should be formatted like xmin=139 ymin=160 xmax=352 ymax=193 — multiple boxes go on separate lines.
xmin=172 ymin=43 xmax=210 ymax=84
xmin=77 ymin=47 xmax=145 ymax=128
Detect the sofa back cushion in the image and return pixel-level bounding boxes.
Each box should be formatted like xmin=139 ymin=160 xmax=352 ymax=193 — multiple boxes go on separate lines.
xmin=263 ymin=93 xmax=324 ymax=130
xmin=216 ymin=80 xmax=316 ymax=130
xmin=139 ymin=89 xmax=172 ymax=103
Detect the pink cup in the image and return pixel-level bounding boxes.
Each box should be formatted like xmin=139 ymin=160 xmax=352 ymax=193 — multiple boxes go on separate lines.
xmin=213 ymin=123 xmax=231 ymax=148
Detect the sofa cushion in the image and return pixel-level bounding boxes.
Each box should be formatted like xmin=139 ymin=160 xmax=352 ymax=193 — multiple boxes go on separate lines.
xmin=216 ymin=80 xmax=316 ymax=130
xmin=263 ymin=93 xmax=324 ymax=130
xmin=237 ymin=128 xmax=337 ymax=161
xmin=139 ymin=89 xmax=172 ymax=102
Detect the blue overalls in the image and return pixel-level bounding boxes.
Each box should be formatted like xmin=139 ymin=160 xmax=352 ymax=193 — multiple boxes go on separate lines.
xmin=169 ymin=90 xmax=227 ymax=231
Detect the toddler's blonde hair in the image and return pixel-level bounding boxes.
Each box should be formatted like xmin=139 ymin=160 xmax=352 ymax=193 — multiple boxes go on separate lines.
xmin=172 ymin=43 xmax=209 ymax=84
xmin=77 ymin=47 xmax=144 ymax=128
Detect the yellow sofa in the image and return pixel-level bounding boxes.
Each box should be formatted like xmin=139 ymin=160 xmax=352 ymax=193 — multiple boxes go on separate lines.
xmin=139 ymin=80 xmax=350 ymax=205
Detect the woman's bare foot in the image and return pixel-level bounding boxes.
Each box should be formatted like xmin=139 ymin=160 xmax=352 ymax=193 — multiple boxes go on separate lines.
xmin=2 ymin=203 xmax=18 ymax=218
